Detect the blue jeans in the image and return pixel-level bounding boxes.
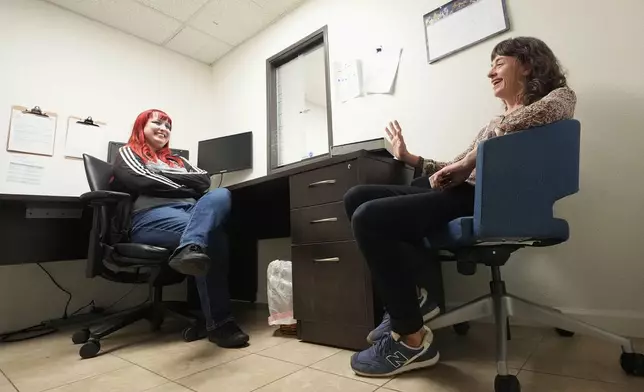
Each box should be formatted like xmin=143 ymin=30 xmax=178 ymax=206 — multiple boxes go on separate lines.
xmin=130 ymin=188 xmax=233 ymax=331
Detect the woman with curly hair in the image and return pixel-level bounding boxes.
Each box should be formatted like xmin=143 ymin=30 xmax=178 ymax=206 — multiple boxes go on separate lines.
xmin=344 ymin=37 xmax=576 ymax=377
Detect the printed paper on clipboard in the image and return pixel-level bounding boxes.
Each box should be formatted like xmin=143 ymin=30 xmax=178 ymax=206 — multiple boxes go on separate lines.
xmin=64 ymin=117 xmax=107 ymax=159
xmin=6 ymin=107 xmax=57 ymax=156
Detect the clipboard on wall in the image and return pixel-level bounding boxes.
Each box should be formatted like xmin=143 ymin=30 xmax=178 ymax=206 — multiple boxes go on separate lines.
xmin=6 ymin=105 xmax=58 ymax=156
xmin=64 ymin=116 xmax=108 ymax=159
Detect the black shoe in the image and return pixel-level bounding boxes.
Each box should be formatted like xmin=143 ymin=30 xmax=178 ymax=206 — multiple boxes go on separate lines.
xmin=208 ymin=321 xmax=249 ymax=348
xmin=168 ymin=244 xmax=210 ymax=276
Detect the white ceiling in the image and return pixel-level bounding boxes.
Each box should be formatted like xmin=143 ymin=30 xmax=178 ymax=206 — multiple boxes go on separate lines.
xmin=43 ymin=0 xmax=306 ymax=65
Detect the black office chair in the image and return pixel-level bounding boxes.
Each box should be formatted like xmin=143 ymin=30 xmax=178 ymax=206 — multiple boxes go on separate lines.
xmin=71 ymin=154 xmax=205 ymax=359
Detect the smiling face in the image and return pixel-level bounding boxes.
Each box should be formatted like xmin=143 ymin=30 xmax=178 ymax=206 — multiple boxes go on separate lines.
xmin=488 ymin=55 xmax=530 ymax=102
xmin=143 ymin=112 xmax=172 ymax=151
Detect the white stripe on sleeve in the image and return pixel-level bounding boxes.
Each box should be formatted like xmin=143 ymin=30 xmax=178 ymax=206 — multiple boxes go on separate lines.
xmin=120 ymin=147 xmax=181 ymax=189
xmin=181 ymin=157 xmax=208 ymax=174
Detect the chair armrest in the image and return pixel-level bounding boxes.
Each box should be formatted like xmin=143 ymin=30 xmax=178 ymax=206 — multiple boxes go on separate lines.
xmin=473 ymin=119 xmax=580 ymax=241
xmin=80 ymin=190 xmax=131 ymax=205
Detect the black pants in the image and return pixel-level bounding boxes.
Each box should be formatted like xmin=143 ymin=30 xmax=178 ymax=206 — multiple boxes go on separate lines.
xmin=343 ymin=182 xmax=475 ymax=335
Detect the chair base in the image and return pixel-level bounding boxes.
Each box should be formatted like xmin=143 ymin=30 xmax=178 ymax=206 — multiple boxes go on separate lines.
xmin=72 ymin=287 xmax=206 ymax=358
xmin=428 ymin=266 xmax=640 ymax=384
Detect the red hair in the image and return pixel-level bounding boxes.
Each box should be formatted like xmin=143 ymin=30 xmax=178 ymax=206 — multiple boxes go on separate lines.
xmin=127 ymin=109 xmax=183 ymax=167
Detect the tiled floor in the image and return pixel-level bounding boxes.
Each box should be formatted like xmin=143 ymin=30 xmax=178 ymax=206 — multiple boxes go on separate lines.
xmin=1 ymin=305 xmax=643 ymax=392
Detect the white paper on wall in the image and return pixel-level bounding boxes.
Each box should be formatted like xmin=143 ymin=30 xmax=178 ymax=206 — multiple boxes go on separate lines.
xmin=362 ymin=46 xmax=402 ymax=94
xmin=6 ymin=154 xmax=45 ymax=186
xmin=333 ymin=60 xmax=362 ymax=103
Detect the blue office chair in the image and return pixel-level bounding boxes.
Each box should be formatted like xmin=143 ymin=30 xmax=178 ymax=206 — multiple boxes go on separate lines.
xmin=423 ymin=120 xmax=644 ymax=392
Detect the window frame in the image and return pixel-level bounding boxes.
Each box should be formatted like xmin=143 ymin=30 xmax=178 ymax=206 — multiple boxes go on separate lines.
xmin=266 ymin=26 xmax=333 ymax=174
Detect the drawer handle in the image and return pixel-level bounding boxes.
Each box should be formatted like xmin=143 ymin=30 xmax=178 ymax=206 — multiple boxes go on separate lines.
xmin=308 ymin=179 xmax=336 ymax=187
xmin=313 ymin=257 xmax=340 ymax=263
xmin=310 ymin=217 xmax=338 ymax=224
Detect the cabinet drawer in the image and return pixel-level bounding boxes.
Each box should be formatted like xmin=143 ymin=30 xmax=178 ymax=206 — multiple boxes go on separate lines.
xmin=291 ymin=202 xmax=352 ymax=245
xmin=289 ymin=161 xmax=357 ymax=208
xmin=292 ymin=241 xmax=370 ymax=326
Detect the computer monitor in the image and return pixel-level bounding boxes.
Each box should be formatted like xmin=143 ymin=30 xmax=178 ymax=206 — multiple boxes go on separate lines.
xmin=197 ymin=132 xmax=253 ymax=174
xmin=106 ymin=141 xmax=190 ymax=164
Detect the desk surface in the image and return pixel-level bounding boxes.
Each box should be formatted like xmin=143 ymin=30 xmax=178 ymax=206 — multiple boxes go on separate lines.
xmin=228 ymin=150 xmax=392 ymax=191
xmin=0 ymin=193 xmax=81 ymax=203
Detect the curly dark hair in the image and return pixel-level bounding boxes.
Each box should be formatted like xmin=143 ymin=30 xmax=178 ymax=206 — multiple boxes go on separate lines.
xmin=491 ymin=37 xmax=567 ymax=105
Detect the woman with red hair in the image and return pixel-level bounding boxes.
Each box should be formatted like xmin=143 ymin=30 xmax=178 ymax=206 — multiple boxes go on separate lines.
xmin=111 ymin=109 xmax=248 ymax=348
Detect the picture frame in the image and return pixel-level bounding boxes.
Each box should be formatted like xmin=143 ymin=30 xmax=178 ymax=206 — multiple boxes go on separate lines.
xmin=423 ymin=0 xmax=510 ymax=64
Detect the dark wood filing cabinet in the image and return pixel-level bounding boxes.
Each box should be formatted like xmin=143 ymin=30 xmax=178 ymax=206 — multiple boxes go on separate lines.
xmin=225 ymin=150 xmax=445 ymax=351
xmin=288 ymin=155 xmax=413 ymax=350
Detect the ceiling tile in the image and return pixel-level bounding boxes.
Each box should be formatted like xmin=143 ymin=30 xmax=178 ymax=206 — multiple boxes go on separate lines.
xmin=189 ymin=0 xmax=270 ymax=46
xmin=252 ymin=0 xmax=304 ymax=20
xmin=47 ymin=0 xmax=181 ymax=44
xmin=165 ymin=26 xmax=232 ymax=64
xmin=136 ymin=0 xmax=210 ymax=22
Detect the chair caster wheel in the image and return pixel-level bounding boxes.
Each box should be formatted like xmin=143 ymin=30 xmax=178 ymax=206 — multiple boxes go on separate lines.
xmin=453 ymin=322 xmax=470 ymax=336
xmin=494 ymin=374 xmax=521 ymax=392
xmin=621 ymin=352 xmax=644 ymax=376
xmin=182 ymin=325 xmax=205 ymax=342
xmin=72 ymin=329 xmax=90 ymax=344
xmin=555 ymin=328 xmax=575 ymax=337
xmin=79 ymin=339 xmax=101 ymax=359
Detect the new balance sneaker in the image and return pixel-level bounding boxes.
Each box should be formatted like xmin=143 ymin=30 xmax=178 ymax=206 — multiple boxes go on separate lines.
xmin=351 ymin=326 xmax=440 ymax=377
xmin=366 ymin=288 xmax=440 ymax=344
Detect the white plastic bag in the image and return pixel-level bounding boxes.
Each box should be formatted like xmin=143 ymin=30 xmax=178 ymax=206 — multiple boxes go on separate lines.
xmin=267 ymin=260 xmax=296 ymax=326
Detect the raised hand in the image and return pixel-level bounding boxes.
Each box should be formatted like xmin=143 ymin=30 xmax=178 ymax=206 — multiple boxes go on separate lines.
xmin=385 ymin=120 xmax=408 ymax=161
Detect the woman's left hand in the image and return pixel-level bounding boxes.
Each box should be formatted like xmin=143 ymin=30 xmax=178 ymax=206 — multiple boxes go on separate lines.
xmin=430 ymin=162 xmax=472 ymax=190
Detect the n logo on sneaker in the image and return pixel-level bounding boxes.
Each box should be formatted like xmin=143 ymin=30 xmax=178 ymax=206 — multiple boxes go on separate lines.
xmin=386 ymin=351 xmax=409 ymax=368
xmin=417 ymin=287 xmax=428 ymax=308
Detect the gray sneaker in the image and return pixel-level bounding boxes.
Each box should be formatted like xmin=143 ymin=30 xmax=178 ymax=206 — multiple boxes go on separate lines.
xmin=366 ymin=288 xmax=440 ymax=345
xmin=352 ymin=326 xmax=440 ymax=377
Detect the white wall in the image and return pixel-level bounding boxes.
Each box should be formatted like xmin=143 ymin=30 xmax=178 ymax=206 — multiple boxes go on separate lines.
xmin=207 ymin=0 xmax=644 ymax=336
xmin=0 ymin=0 xmax=213 ymax=333
xmin=3 ymin=0 xmax=643 ymax=338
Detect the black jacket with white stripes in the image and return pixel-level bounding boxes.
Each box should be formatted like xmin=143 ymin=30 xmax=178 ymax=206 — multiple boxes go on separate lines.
xmin=111 ymin=146 xmax=211 ymax=200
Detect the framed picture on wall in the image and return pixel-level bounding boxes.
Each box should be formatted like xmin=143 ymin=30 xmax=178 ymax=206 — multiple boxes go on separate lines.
xmin=423 ymin=0 xmax=510 ymax=63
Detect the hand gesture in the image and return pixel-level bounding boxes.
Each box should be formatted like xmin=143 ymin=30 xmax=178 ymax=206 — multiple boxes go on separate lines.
xmin=385 ymin=120 xmax=408 ymax=161
xmin=430 ymin=162 xmax=472 ymax=190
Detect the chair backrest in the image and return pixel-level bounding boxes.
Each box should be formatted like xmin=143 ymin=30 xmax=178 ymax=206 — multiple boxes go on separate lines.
xmin=82 ymin=154 xmax=136 ymax=280
xmin=83 ymin=154 xmax=113 ymax=191
xmin=473 ymin=119 xmax=581 ymax=242
xmin=81 ymin=154 xmax=173 ymax=286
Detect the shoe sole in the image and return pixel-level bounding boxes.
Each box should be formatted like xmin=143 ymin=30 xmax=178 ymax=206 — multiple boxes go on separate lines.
xmin=211 ymin=336 xmax=250 ymax=348
xmin=366 ymin=306 xmax=441 ymax=345
xmin=168 ymin=257 xmax=209 ymax=277
xmin=353 ymin=352 xmax=440 ymax=378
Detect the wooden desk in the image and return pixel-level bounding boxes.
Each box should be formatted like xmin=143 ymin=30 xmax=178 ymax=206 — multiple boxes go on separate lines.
xmin=0 ymin=194 xmax=92 ymax=266
xmin=225 ymin=150 xmax=445 ymax=350
xmin=226 ymin=150 xmax=401 ymax=302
